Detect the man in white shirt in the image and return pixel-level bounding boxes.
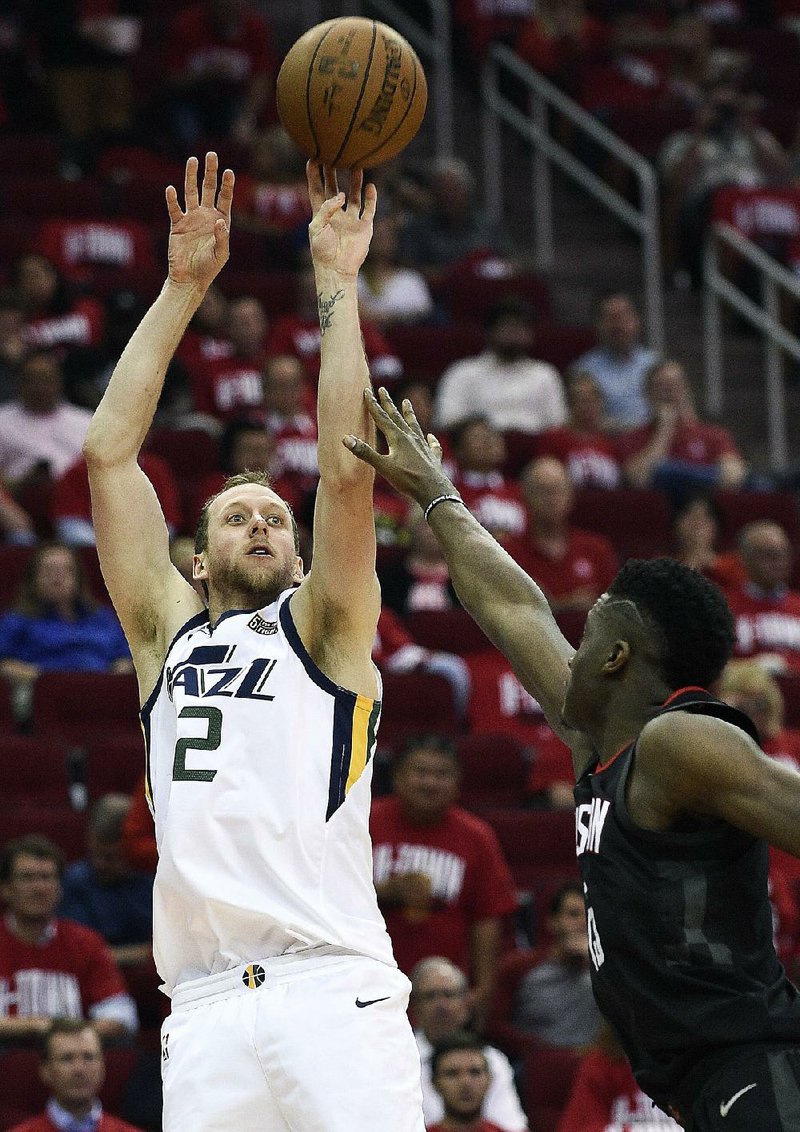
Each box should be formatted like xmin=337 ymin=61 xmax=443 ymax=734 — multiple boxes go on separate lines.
xmin=411 ymin=956 xmax=529 ymax=1131
xmin=434 ymin=298 xmax=566 ymax=435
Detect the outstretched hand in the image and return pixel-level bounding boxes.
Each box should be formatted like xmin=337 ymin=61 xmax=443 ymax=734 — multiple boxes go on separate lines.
xmin=344 ymin=387 xmax=455 ymax=506
xmin=307 ymin=162 xmax=377 ymax=277
xmin=166 ymin=152 xmax=234 ymax=290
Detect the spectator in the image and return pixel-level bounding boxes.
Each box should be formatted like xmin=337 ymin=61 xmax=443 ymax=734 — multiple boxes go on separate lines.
xmin=52 ymin=446 xmax=182 ymax=547
xmin=525 ymin=727 xmax=575 ymax=811
xmin=620 ymin=358 xmax=748 ymax=502
xmin=0 ymin=483 xmax=37 ymax=546
xmin=164 ymin=0 xmax=276 ymax=148
xmin=120 ymin=778 xmax=157 ymax=876
xmin=506 ymin=458 xmax=617 ymax=614
xmin=669 ymin=492 xmax=744 ymax=590
xmin=427 ymin=1031 xmax=508 ymax=1132
xmin=59 ymin=795 xmax=153 ymax=969
xmin=399 ymin=158 xmax=509 ymax=285
xmin=434 ymin=299 xmax=567 ymax=435
xmin=716 ymin=660 xmax=800 ymax=773
xmin=723 ymin=521 xmax=800 ymax=674
xmin=659 ymin=86 xmax=788 ymax=286
xmin=487 ymin=881 xmax=601 ymax=1059
xmin=536 ymin=370 xmax=624 ymax=489
xmin=259 ymin=353 xmax=319 ymax=496
xmin=174 ymin=283 xmax=232 ymax=380
xmin=372 ymin=606 xmax=471 ymax=721
xmin=358 ymin=219 xmax=434 ymax=328
xmin=11 ymin=254 xmax=105 ymax=373
xmin=556 ymin=1022 xmax=681 ymax=1131
xmin=411 ymin=956 xmax=528 ymax=1132
xmin=0 ymin=836 xmax=138 ymax=1044
xmin=235 ymin=125 xmax=311 ymax=254
xmin=449 ymin=417 xmax=527 ymax=546
xmin=6 ymin=1018 xmax=145 ymax=1132
xmin=370 ymin=734 xmax=518 ymax=1027
xmin=30 ymin=3 xmax=138 ymax=178
xmin=0 ymin=290 xmax=27 ymax=403
xmin=380 ymin=511 xmax=459 ymax=618
xmin=572 ymin=293 xmax=656 ymax=430
xmin=0 ymin=542 xmax=132 ymax=712
xmin=0 ymin=350 xmax=92 ymax=489
xmin=515 ymin=0 xmax=609 ymax=98
xmin=266 ymin=261 xmax=403 ymax=386
xmin=189 ymin=295 xmax=269 ymax=423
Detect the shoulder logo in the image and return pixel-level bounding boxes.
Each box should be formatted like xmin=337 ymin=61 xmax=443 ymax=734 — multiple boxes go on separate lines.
xmin=242 ymin=963 xmax=266 ymax=989
xmin=720 ymin=1083 xmax=757 ymax=1117
xmin=248 ymin=613 xmax=278 ymax=636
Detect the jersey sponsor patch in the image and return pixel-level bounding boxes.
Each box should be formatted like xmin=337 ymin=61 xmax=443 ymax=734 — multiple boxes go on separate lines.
xmin=248 ymin=613 xmax=278 ymax=636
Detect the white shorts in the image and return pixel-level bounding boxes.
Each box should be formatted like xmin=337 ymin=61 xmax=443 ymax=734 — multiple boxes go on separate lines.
xmin=160 ymin=948 xmax=425 ymax=1132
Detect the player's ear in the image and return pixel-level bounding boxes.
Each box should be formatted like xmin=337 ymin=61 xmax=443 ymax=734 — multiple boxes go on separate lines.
xmin=193 ymin=554 xmax=208 ymax=581
xmin=292 ymin=555 xmax=304 ymax=582
xmin=603 ymin=639 xmax=630 ymax=675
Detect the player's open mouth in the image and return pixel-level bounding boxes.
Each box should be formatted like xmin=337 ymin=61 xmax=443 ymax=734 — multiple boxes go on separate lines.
xmin=248 ymin=548 xmax=272 ymax=556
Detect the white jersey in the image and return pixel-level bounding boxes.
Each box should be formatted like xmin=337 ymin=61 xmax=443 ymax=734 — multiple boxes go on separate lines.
xmin=142 ymin=587 xmax=395 ymax=994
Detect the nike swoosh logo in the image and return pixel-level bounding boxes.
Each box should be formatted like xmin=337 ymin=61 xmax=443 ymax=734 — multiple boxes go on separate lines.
xmin=355 ymin=996 xmax=391 ymax=1008
xmin=720 ymin=1082 xmax=758 ymax=1117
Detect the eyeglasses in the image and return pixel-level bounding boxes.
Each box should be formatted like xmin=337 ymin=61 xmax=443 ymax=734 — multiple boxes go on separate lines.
xmin=414 ymin=989 xmax=466 ymax=1002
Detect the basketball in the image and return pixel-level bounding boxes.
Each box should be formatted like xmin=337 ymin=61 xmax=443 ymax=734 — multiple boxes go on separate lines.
xmin=276 ymin=17 xmax=427 ymax=169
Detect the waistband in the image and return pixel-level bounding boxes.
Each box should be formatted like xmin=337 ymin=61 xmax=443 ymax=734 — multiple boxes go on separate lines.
xmin=171 ymin=946 xmax=374 ymax=1010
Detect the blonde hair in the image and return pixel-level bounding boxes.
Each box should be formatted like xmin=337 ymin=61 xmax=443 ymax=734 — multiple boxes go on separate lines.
xmin=717 ymin=660 xmax=783 ymax=733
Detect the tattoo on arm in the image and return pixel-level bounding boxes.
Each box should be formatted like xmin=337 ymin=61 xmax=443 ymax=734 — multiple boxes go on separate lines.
xmin=317 ymin=289 xmax=344 ymax=336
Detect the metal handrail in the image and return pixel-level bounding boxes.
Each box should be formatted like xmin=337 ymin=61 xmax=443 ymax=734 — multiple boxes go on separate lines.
xmin=348 ymin=0 xmax=454 ymax=159
xmin=703 ymin=221 xmax=800 ymax=473
xmin=481 ymin=43 xmax=664 ymax=354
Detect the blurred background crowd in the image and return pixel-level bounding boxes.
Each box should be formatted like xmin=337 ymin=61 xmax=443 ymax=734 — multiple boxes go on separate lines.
xmin=2 ymin=1 xmax=800 ymax=1130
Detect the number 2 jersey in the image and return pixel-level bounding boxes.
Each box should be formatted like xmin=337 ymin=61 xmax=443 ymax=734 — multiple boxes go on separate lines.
xmin=573 ymin=687 xmax=800 ymax=1115
xmin=141 ymin=587 xmax=396 ymax=995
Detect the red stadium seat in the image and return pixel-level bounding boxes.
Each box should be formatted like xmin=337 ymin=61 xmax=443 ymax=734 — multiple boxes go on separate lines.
xmin=378 ymin=671 xmax=462 ymax=746
xmin=147 ymin=427 xmax=220 ymax=482
xmin=457 ymin=733 xmax=529 ymax=810
xmin=76 ymin=546 xmax=111 ymax=606
xmin=435 ymin=252 xmax=554 ymax=324
xmin=777 ymin=675 xmax=800 ymax=730
xmin=554 ymin=609 xmax=587 ymax=648
xmin=533 ymin=323 xmax=596 ymax=374
xmin=0 ymin=544 xmax=36 ymax=608
xmin=3 ymin=804 xmax=88 ymax=861
xmin=712 ymin=489 xmax=800 ymax=550
xmin=406 ymin=609 xmax=490 ymax=655
xmin=522 ymin=1042 xmax=583 ymax=1132
xmin=571 ymin=487 xmax=672 ymax=561
xmin=0 ymin=736 xmax=72 ymax=807
xmin=31 ymin=672 xmax=141 ymax=746
xmin=214 ymin=268 xmax=299 ymax=316
xmin=83 ymin=733 xmax=146 ymax=799
xmin=2 ymin=175 xmax=106 ymax=219
xmin=0 ymin=1048 xmax=47 ymax=1128
xmin=383 ymin=322 xmax=485 ymax=385
xmin=0 ymin=675 xmax=17 ymax=734
xmin=481 ymin=809 xmax=578 ymax=893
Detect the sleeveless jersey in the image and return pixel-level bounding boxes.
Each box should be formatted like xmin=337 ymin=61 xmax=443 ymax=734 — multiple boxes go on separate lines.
xmin=141 ymin=588 xmax=395 ymax=994
xmin=574 ymin=687 xmax=800 ymax=1113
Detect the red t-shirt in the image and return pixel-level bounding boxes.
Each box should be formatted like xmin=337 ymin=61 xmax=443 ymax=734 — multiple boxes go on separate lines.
xmin=23 ymin=298 xmax=105 ymax=353
xmin=266 ymin=316 xmax=402 ymax=385
xmin=724 ymin=585 xmax=800 ymax=673
xmin=52 ymin=453 xmax=182 ymax=533
xmin=235 ymin=177 xmax=311 ymax=232
xmin=453 ymin=471 xmax=527 ymax=544
xmin=259 ymin=411 xmax=319 ymax=493
xmin=465 ymin=650 xmax=554 ymax=750
xmin=763 ymin=728 xmax=800 ymax=773
xmin=535 ymin=426 xmax=622 ymax=490
xmin=190 ymin=351 xmax=267 ymax=421
xmin=9 ymin=1115 xmax=144 ymax=1132
xmin=0 ymin=917 xmax=127 ymax=1020
xmin=166 ymin=2 xmax=275 ymax=85
xmin=505 ymin=529 xmax=618 ymax=606
xmin=618 ymin=418 xmax=741 ymax=469
xmin=526 ymin=728 xmax=574 ymax=797
xmin=556 ymin=1047 xmax=674 ymax=1132
xmin=176 ymin=328 xmax=233 ymax=379
xmin=370 ymin=796 xmax=517 ymax=977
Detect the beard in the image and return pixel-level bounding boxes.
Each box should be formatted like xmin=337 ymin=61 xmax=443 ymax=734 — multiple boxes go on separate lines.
xmin=211 ymin=555 xmax=299 ymax=610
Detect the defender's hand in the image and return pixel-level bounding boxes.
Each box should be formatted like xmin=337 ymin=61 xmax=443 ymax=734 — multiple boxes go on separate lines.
xmin=166 ymin=152 xmax=234 ymax=290
xmin=307 ymin=162 xmax=377 ymax=277
xmin=344 ymin=387 xmax=454 ymax=508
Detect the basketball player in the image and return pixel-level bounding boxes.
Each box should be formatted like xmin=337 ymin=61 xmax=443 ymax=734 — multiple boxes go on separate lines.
xmin=345 ymin=388 xmax=800 ymax=1132
xmin=83 ymin=155 xmax=424 ymax=1131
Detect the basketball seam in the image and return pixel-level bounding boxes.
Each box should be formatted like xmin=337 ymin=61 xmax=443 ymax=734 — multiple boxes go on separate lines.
xmin=332 ymin=20 xmax=377 ymax=168
xmin=356 ymin=47 xmax=421 ymax=167
xmin=306 ymin=26 xmax=337 ymax=160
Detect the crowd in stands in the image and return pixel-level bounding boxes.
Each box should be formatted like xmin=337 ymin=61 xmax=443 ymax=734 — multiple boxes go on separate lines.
xmin=2 ymin=1 xmax=800 ymax=1130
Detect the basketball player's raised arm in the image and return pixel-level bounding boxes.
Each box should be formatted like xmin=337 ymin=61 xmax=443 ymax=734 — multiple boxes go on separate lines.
xmin=346 ymin=389 xmax=583 ymax=750
xmin=83 ymin=153 xmax=234 ymax=696
xmin=291 ymin=165 xmax=381 ymax=683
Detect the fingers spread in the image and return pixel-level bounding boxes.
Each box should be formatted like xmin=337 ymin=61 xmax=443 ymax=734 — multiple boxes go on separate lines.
xmin=322 ymin=164 xmax=339 ymax=200
xmin=201 ymin=152 xmax=218 ymax=209
xmin=165 ymin=184 xmax=183 ymax=225
xmin=348 ymin=168 xmax=363 ymax=210
xmin=306 ymin=161 xmax=325 ymax=211
xmin=343 ymin=434 xmax=380 ymax=468
xmin=377 ymin=386 xmax=408 ymax=428
xmin=184 ymin=156 xmax=199 ymax=210
xmin=401 ymin=399 xmax=425 ymax=439
xmin=217 ymin=169 xmax=235 ymax=222
xmin=361 ymin=181 xmax=378 ymax=223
